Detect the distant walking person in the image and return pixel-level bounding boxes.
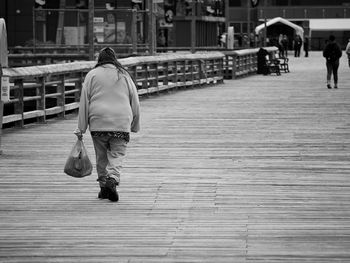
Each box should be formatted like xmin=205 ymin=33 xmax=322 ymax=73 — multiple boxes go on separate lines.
xmin=75 ymin=47 xmax=141 ymax=202
xmin=304 ymin=36 xmax=309 ymax=57
xmin=345 ymin=38 xmax=350 ymax=68
xmin=323 ymin=35 xmax=342 ymax=89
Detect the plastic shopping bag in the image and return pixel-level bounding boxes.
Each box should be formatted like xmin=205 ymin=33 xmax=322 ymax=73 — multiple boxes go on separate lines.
xmin=64 ymin=139 xmax=92 ymax=178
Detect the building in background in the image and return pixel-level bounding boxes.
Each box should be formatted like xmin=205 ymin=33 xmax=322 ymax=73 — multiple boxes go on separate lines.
xmin=159 ymin=0 xmax=226 ymax=48
xmin=0 ymin=0 xmax=227 ymax=54
xmin=2 ymin=0 xmax=348 ymax=53
xmin=228 ymin=0 xmax=350 ymax=49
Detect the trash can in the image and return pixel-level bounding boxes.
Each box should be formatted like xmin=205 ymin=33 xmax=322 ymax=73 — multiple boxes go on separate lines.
xmin=257 ymin=48 xmax=269 ymax=75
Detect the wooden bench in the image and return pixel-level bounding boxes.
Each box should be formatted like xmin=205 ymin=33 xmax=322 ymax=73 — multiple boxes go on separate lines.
xmin=266 ymin=55 xmax=281 ymax=75
xmin=274 ymin=54 xmax=290 ymax=73
xmin=268 ymin=53 xmax=289 ymax=73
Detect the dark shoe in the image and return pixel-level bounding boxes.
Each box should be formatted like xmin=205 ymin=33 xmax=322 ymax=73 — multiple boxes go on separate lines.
xmin=327 ymin=84 xmax=332 ymax=89
xmin=334 ymin=85 xmax=338 ymax=89
xmin=98 ymin=187 xmax=109 ymax=199
xmin=105 ymin=178 xmax=119 ymax=202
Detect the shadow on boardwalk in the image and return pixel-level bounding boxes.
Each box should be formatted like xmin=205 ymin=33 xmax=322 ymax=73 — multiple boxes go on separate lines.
xmin=1 ymin=52 xmax=350 ymax=263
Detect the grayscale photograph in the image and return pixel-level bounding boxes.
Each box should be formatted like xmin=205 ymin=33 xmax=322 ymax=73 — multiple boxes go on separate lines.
xmin=0 ymin=0 xmax=350 ymax=262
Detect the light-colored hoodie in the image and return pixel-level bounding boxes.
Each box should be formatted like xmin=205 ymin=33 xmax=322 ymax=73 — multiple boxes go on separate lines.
xmin=78 ymin=64 xmax=140 ymax=134
xmin=346 ymin=40 xmax=350 ymax=56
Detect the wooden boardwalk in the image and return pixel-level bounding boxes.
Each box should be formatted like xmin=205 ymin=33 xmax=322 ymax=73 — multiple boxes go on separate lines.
xmin=1 ymin=52 xmax=350 ymax=262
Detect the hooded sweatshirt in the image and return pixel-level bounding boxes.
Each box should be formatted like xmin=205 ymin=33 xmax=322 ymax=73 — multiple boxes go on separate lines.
xmin=78 ymin=64 xmax=140 ymax=134
xmin=323 ymin=41 xmax=342 ymax=62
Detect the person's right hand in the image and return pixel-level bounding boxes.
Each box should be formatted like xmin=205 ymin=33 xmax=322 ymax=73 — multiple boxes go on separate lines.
xmin=73 ymin=129 xmax=83 ymax=140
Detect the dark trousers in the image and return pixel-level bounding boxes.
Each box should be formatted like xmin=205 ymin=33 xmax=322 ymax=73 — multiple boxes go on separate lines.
xmin=326 ymin=60 xmax=340 ymax=85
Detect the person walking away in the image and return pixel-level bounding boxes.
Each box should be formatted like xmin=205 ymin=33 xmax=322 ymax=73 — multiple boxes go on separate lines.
xmin=304 ymin=36 xmax=309 ymax=57
xmin=345 ymin=38 xmax=350 ymax=68
xmin=323 ymin=35 xmax=342 ymax=89
xmin=75 ymin=47 xmax=140 ymax=202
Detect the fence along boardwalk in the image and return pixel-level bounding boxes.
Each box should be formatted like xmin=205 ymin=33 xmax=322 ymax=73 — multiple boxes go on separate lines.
xmin=0 ymin=52 xmax=350 ymax=262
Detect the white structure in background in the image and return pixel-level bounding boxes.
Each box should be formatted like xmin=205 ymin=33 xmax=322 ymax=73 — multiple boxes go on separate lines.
xmin=255 ymin=17 xmax=304 ymax=39
xmin=308 ymin=18 xmax=350 ymax=36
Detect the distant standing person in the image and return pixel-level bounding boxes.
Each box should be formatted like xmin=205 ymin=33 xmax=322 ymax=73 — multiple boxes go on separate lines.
xmin=278 ymin=34 xmax=284 ymax=57
xmin=323 ymin=35 xmax=342 ymax=89
xmin=75 ymin=47 xmax=141 ymax=202
xmin=281 ymin=35 xmax=288 ymax=57
xmin=304 ymin=36 xmax=309 ymax=57
xmin=345 ymin=38 xmax=350 ymax=68
xmin=294 ymin=35 xmax=302 ymax=57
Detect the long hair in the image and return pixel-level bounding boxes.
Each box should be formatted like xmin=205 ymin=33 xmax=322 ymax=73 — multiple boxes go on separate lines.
xmin=95 ymin=47 xmax=125 ymax=71
xmin=95 ymin=47 xmax=136 ymax=85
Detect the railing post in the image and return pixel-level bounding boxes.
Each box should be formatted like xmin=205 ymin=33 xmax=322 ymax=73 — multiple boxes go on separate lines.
xmin=190 ymin=60 xmax=194 ymax=87
xmin=232 ymin=54 xmax=237 ymax=79
xmin=143 ymin=64 xmax=149 ymax=95
xmin=218 ymin=57 xmax=224 ymax=83
xmin=211 ymin=59 xmax=215 ymax=82
xmin=37 ymin=76 xmax=46 ymax=123
xmin=199 ymin=59 xmax=206 ymax=85
xmin=196 ymin=60 xmax=201 ymax=84
xmin=154 ymin=62 xmax=159 ymax=94
xmin=74 ymin=72 xmax=83 ymax=114
xmin=163 ymin=61 xmax=169 ymax=86
xmin=14 ymin=79 xmax=24 ymax=128
xmin=253 ymin=53 xmax=258 ymax=72
xmin=57 ymin=74 xmax=65 ymax=119
xmin=174 ymin=61 xmax=178 ymax=89
xmin=223 ymin=54 xmax=229 ymax=79
xmin=181 ymin=60 xmax=186 ymax=86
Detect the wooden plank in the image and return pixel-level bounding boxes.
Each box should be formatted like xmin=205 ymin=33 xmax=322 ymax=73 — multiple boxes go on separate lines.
xmin=0 ymin=52 xmax=350 ymax=262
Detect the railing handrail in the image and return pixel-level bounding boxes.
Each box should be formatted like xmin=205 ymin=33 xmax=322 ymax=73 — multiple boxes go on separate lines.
xmin=223 ymin=46 xmax=277 ymax=56
xmin=3 ymin=52 xmax=225 ymax=79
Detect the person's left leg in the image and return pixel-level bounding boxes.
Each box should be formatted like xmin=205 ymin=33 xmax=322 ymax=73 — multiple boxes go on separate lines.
xmin=106 ymin=138 xmax=127 ymax=184
xmin=326 ymin=62 xmax=333 ymax=88
xmin=333 ymin=61 xmax=340 ymax=88
xmin=92 ymin=136 xmax=110 ymax=199
xmin=104 ymin=137 xmax=128 ymax=202
xmin=92 ymin=136 xmax=109 ymax=186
